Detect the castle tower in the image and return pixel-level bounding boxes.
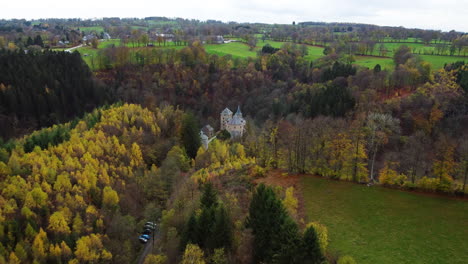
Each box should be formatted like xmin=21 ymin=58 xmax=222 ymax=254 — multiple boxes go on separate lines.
xmin=234 ymin=105 xmax=242 ymax=118
xmin=220 ymin=108 xmax=233 ymax=130
xmin=226 ymin=105 xmax=246 ymax=138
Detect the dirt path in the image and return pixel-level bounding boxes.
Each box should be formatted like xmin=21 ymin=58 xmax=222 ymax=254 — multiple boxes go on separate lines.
xmin=136 ymin=230 xmax=160 ymax=264
xmin=65 ymin=44 xmax=83 ymax=53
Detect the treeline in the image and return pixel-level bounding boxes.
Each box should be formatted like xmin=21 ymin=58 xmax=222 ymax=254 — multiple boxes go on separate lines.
xmin=94 ymin=43 xmax=358 ymax=123
xmin=246 ymin=59 xmax=468 ymax=193
xmin=0 ymin=49 xmax=111 ymax=139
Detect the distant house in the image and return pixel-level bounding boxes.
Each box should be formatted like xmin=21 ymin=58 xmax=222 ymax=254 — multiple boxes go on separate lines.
xmin=155 ymin=33 xmax=174 ymax=42
xmin=82 ymin=34 xmax=97 ymax=42
xmin=202 ymin=125 xmax=214 ymax=138
xmin=103 ymin=32 xmax=111 ymax=40
xmin=215 ymin=35 xmax=224 ymax=44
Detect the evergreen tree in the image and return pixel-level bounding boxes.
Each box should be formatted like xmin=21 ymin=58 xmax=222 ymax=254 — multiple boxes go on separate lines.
xmin=181 ymin=213 xmax=199 ymax=251
xmin=181 ymin=113 xmax=201 ymax=159
xmin=26 ymin=36 xmax=34 ymax=47
xmin=246 ymin=184 xmax=299 ymax=263
xmin=208 ymin=204 xmax=232 ymax=251
xmin=200 ymin=182 xmax=218 ymax=209
xmin=34 ymin=35 xmax=44 ymax=47
xmin=197 ymin=204 xmax=216 ymax=249
xmin=273 ymin=217 xmax=304 ymax=264
xmin=302 ymin=225 xmax=324 ymax=264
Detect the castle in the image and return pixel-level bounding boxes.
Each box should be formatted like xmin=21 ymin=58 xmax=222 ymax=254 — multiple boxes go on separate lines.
xmin=221 ymin=106 xmax=246 ymax=138
xmin=200 ymin=106 xmax=246 ymax=150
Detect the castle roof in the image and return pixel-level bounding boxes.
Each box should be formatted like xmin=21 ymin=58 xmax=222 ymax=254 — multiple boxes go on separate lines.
xmin=203 ymin=124 xmax=214 ymax=132
xmin=221 ymin=108 xmax=233 ymax=115
xmin=228 ymin=115 xmax=245 ymax=125
xmin=234 ymin=105 xmax=242 ymax=116
xmin=199 ymin=131 xmax=208 ymax=140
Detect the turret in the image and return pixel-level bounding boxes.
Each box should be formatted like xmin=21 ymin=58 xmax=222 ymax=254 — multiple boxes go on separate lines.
xmin=220 ymin=108 xmax=233 ymax=130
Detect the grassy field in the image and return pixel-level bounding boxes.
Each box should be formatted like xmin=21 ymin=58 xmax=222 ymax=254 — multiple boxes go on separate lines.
xmin=71 ymin=37 xmax=463 ymax=71
xmin=353 ymin=53 xmax=465 ymax=70
xmin=205 ymin=40 xmax=324 ymax=60
xmin=76 ymin=26 xmax=105 ymax=33
xmin=420 ymin=55 xmax=467 ymax=70
xmin=205 ymin=42 xmax=258 ymax=59
xmin=354 ymin=56 xmax=394 ymax=70
xmin=301 ymin=176 xmax=468 ymax=264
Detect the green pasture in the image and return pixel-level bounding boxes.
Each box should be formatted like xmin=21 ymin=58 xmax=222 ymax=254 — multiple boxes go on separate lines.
xmin=205 ymin=39 xmax=324 ymax=61
xmin=420 ymin=55 xmax=467 ymax=70
xmin=72 ymin=36 xmax=463 ymax=71
xmin=205 ymin=42 xmax=258 ymax=59
xmin=77 ymin=26 xmax=105 ymax=33
xmin=354 ymin=56 xmax=394 ymax=70
xmin=301 ymin=176 xmax=468 ymax=264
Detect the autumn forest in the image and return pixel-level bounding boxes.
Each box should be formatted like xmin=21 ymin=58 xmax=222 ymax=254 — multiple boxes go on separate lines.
xmin=0 ymin=16 xmax=467 ymax=264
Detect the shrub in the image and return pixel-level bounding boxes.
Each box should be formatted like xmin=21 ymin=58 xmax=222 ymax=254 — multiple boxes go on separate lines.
xmin=337 ymin=255 xmax=357 ymax=264
xmin=417 ymin=177 xmax=439 ymax=192
xmin=378 ymin=165 xmax=407 ymax=187
xmin=249 ymin=165 xmax=265 ymax=178
xmin=306 ymin=222 xmax=328 ymax=255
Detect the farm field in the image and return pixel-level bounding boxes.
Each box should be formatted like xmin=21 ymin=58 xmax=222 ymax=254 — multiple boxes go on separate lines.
xmin=301 ymin=176 xmax=468 ymax=264
xmin=205 ymin=42 xmax=257 ymax=59
xmin=205 ymin=39 xmax=324 ymax=60
xmin=72 ymin=37 xmax=463 ymax=70
xmin=420 ymin=55 xmax=467 ymax=70
xmin=354 ymin=56 xmax=394 ymax=70
xmin=353 ymin=53 xmax=464 ymax=70
xmin=76 ymin=26 xmax=105 ymax=33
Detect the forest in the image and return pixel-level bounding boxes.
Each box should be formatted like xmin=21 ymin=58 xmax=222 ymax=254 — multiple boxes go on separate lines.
xmin=0 ymin=17 xmax=467 ymax=264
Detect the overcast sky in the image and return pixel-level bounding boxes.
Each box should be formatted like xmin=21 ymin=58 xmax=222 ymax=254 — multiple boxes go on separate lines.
xmin=2 ymin=0 xmax=468 ymax=32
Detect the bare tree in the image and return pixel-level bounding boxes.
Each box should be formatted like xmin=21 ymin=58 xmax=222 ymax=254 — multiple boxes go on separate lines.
xmin=366 ymin=113 xmax=401 ymax=182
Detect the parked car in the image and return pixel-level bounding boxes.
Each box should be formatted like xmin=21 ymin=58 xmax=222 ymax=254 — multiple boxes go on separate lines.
xmin=142 ymin=228 xmax=152 ymax=235
xmin=138 ymin=234 xmax=150 ymax=244
xmin=145 ymin=222 xmax=156 ymax=230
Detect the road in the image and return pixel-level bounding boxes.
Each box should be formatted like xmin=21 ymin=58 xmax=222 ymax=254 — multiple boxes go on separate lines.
xmin=136 ymin=230 xmax=160 ymax=264
xmin=64 ymin=44 xmax=83 ymax=53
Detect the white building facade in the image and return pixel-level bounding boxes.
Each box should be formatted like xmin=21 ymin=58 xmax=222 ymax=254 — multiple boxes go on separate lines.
xmin=221 ymin=106 xmax=246 ymax=138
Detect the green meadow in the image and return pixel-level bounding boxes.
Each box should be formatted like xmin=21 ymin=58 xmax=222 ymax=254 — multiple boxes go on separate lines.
xmin=76 ymin=26 xmax=105 ymax=33
xmin=420 ymin=55 xmax=467 ymax=70
xmin=205 ymin=42 xmax=258 ymax=59
xmin=354 ymin=56 xmax=394 ymax=70
xmin=301 ymin=176 xmax=468 ymax=264
xmin=71 ymin=36 xmax=463 ymax=70
xmin=205 ymin=39 xmax=324 ymax=60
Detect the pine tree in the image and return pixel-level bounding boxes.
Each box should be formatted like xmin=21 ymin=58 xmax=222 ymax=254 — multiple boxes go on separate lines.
xmin=200 ymin=182 xmax=218 ymax=209
xmin=181 ymin=113 xmax=201 ymax=159
xmin=208 ymin=204 xmax=232 ymax=251
xmin=34 ymin=35 xmax=44 ymax=47
xmin=181 ymin=213 xmax=199 ymax=251
xmin=197 ymin=206 xmax=215 ymax=249
xmin=246 ymin=184 xmax=298 ymax=263
xmin=303 ymin=225 xmax=324 ymax=264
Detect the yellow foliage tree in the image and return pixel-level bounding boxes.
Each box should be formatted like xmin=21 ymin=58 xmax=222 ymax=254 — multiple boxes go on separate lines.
xmin=282 ymin=187 xmax=298 ymax=218
xmin=306 ymin=222 xmax=328 ymax=255
xmin=102 ymin=186 xmax=119 ymax=209
xmin=48 ymin=211 xmax=71 ymax=235
xmin=75 ymin=234 xmax=112 ymax=263
xmin=32 ymin=228 xmax=48 ymax=261
xmin=144 ymin=254 xmax=168 ymax=264
xmin=181 ymin=244 xmax=205 ymax=264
